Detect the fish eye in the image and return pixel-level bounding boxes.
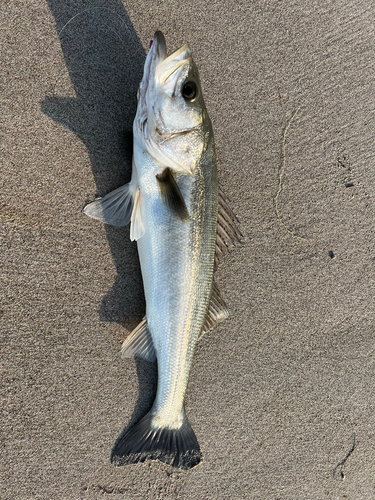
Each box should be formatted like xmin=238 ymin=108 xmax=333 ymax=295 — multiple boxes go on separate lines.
xmin=182 ymin=81 xmax=197 ymax=101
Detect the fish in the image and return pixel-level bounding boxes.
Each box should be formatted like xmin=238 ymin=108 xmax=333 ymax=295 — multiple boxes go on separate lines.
xmin=84 ymin=31 xmax=240 ymax=469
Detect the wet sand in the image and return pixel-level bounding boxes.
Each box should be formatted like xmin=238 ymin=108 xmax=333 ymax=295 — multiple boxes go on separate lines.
xmin=1 ymin=1 xmax=375 ymax=498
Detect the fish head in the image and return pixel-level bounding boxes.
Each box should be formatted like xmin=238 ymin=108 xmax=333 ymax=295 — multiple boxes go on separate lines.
xmin=136 ymin=31 xmax=209 ymax=175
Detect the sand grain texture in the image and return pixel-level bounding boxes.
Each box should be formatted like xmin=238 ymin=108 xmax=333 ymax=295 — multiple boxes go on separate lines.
xmin=1 ymin=1 xmax=375 ymax=499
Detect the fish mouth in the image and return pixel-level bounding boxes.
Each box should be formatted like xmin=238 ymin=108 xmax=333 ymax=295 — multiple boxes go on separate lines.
xmin=150 ymin=30 xmax=190 ymax=80
xmin=153 ymin=31 xmax=167 ymax=61
xmin=138 ymin=31 xmax=165 ymax=100
xmin=138 ymin=31 xmax=190 ymax=101
xmin=148 ymin=31 xmax=167 ymax=76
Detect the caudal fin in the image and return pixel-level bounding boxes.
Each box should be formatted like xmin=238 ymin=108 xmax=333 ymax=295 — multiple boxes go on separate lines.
xmin=111 ymin=410 xmax=201 ymax=470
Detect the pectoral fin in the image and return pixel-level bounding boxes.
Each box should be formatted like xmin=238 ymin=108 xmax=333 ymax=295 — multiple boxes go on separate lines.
xmin=156 ymin=168 xmax=189 ymax=220
xmin=121 ymin=318 xmax=156 ymax=362
xmin=200 ymin=283 xmax=229 ymax=338
xmin=130 ymin=188 xmax=145 ymax=241
xmin=84 ymin=182 xmax=136 ymax=227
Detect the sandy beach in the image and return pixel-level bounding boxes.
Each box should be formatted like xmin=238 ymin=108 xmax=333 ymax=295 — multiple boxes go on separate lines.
xmin=1 ymin=1 xmax=375 ymax=498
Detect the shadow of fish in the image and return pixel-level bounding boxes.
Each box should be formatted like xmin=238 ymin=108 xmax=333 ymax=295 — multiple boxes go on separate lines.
xmin=85 ymin=31 xmax=241 ymax=469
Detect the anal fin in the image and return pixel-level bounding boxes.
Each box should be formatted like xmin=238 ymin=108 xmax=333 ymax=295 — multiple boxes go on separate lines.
xmin=200 ymin=282 xmax=229 ymax=338
xmin=121 ymin=318 xmax=156 ymax=362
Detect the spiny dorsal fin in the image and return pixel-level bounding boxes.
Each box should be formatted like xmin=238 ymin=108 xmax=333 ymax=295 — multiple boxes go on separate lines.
xmin=156 ymin=168 xmax=189 ymax=220
xmin=215 ymin=187 xmax=242 ymax=268
xmin=200 ymin=282 xmax=229 ymax=339
xmin=121 ymin=318 xmax=156 ymax=362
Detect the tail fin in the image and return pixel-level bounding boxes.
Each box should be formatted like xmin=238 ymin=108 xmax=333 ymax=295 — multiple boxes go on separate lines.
xmin=111 ymin=410 xmax=201 ymax=470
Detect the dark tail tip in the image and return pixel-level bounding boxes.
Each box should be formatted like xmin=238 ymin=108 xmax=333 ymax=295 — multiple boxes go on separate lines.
xmin=111 ymin=411 xmax=201 ymax=470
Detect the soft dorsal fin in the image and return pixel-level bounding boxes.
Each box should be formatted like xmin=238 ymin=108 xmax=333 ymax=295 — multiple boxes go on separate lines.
xmin=84 ymin=182 xmax=136 ymax=227
xmin=121 ymin=318 xmax=156 ymax=363
xmin=199 ymin=282 xmax=229 ymax=339
xmin=156 ymin=168 xmax=189 ymax=220
xmin=215 ymin=188 xmax=242 ymax=268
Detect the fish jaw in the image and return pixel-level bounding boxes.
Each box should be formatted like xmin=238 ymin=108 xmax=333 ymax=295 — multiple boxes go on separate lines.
xmin=137 ymin=31 xmax=166 ymax=121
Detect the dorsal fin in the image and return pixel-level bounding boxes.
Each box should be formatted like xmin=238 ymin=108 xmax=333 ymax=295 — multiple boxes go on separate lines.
xmin=199 ymin=283 xmax=229 ymax=339
xmin=215 ymin=188 xmax=242 ymax=268
xmin=121 ymin=318 xmax=156 ymax=362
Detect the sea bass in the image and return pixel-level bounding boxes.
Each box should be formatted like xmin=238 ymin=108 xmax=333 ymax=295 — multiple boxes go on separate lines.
xmin=84 ymin=31 xmax=240 ymax=469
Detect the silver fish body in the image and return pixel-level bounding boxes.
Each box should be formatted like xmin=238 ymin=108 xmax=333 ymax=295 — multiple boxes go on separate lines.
xmin=136 ymin=123 xmax=217 ymax=430
xmin=84 ymin=31 xmax=239 ymax=469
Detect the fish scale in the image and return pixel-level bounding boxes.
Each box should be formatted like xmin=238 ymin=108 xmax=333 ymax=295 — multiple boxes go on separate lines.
xmin=84 ymin=31 xmax=239 ymax=469
xmin=139 ymin=158 xmax=217 ymax=428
